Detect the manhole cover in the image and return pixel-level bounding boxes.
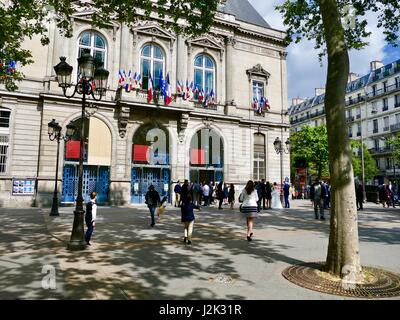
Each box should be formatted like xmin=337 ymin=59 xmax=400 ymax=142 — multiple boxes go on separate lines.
xmin=209 ymin=273 xmax=235 ymax=284
xmin=282 ymin=262 xmax=400 ymax=298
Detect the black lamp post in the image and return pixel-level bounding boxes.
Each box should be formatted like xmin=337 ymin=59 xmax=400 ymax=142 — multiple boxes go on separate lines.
xmin=48 ymin=119 xmax=76 ymax=216
xmin=273 ymin=137 xmax=290 ymax=204
xmin=53 ymin=51 xmax=109 ymax=250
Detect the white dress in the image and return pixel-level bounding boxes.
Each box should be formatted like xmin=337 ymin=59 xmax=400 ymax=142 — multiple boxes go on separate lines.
xmin=271 ymin=188 xmax=283 ymax=209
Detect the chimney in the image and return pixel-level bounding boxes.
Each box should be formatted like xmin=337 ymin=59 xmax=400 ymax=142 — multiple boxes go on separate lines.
xmin=315 ymin=88 xmax=325 ymax=96
xmin=348 ymin=72 xmax=360 ymax=83
xmin=370 ymin=60 xmax=384 ymax=72
xmin=292 ymin=97 xmax=306 ymax=106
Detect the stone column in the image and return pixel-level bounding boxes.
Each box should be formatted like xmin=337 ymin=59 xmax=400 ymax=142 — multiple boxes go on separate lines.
xmin=176 ymin=34 xmax=187 ymax=86
xmin=119 ymin=24 xmax=131 ymax=72
xmin=225 ymin=36 xmax=236 ymax=106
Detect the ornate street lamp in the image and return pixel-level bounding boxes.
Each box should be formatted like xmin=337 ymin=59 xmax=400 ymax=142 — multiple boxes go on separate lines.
xmin=53 ymin=51 xmax=109 ymax=250
xmin=48 ymin=119 xmax=76 ymax=216
xmin=274 ymin=137 xmax=291 ymax=204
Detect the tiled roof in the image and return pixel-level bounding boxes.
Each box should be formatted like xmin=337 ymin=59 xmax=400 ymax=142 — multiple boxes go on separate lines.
xmin=218 ymin=0 xmax=270 ymax=28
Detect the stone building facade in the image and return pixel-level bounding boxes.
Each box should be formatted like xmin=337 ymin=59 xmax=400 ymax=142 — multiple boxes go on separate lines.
xmin=289 ymin=59 xmax=400 ymax=185
xmin=0 ymin=0 xmax=289 ymax=207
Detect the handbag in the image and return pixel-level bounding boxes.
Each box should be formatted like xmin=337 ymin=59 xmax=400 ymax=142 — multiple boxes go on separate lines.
xmin=239 ymin=204 xmax=243 ymax=212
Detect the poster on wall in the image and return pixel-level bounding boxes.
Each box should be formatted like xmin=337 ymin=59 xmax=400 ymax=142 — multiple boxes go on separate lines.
xmin=12 ymin=179 xmax=35 ymax=195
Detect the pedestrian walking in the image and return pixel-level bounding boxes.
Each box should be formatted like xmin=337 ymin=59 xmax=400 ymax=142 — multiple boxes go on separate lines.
xmin=180 ymin=179 xmax=190 ymax=205
xmin=223 ymin=183 xmax=229 ymax=205
xmin=228 ymin=183 xmax=235 ymax=209
xmin=192 ymin=181 xmax=202 ymax=206
xmin=181 ymin=195 xmax=200 ymax=244
xmin=239 ymin=180 xmax=259 ymax=241
xmin=283 ymin=181 xmax=290 ymax=208
xmin=355 ymin=181 xmax=364 ymax=210
xmin=174 ymin=181 xmax=181 ymax=207
xmin=217 ymin=181 xmax=224 ymax=209
xmin=202 ymin=182 xmax=210 ymax=206
xmin=265 ymin=181 xmax=272 ymax=209
xmin=379 ymin=184 xmax=389 ymax=208
xmin=85 ymin=191 xmax=97 ymax=246
xmin=310 ymin=180 xmax=326 ymax=220
xmin=145 ymin=185 xmax=160 ymax=227
xmin=260 ymin=179 xmax=267 ymax=209
xmin=388 ymin=181 xmax=395 ymax=208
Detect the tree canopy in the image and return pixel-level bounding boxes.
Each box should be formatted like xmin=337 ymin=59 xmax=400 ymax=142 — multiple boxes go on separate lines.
xmin=0 ymin=0 xmax=219 ymax=90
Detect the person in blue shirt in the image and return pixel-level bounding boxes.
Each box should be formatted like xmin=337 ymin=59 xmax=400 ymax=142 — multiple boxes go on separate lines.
xmin=174 ymin=181 xmax=182 ymax=207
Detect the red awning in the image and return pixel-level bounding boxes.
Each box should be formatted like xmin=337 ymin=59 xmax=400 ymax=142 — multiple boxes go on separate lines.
xmin=133 ymin=145 xmax=150 ymax=162
xmin=66 ymin=140 xmax=81 ymax=159
xmin=191 ymin=149 xmax=205 ymax=165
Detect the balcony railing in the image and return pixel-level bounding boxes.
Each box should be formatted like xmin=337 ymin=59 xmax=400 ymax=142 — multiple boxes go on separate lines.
xmin=368 ymin=147 xmax=394 ymax=155
xmin=390 ymin=123 xmax=400 ymax=132
xmin=368 ymin=83 xmax=400 ymax=98
xmin=346 ymin=116 xmax=355 ymax=123
xmin=356 ymin=114 xmax=361 ymax=119
xmin=395 ymin=102 xmax=400 ymax=108
xmin=357 ymin=132 xmax=361 ymax=137
xmin=373 ymin=128 xmax=379 ymax=134
xmin=383 ymin=126 xmax=390 ymax=132
xmin=346 ymin=96 xmax=365 ymax=106
xmin=382 ymin=105 xmax=389 ymax=112
xmin=254 ymin=110 xmax=266 ymax=117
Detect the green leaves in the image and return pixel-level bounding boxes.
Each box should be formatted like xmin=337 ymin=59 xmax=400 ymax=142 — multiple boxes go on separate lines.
xmin=290 ymin=125 xmax=330 ymax=178
xmin=0 ymin=0 xmax=219 ymax=91
xmin=276 ymin=0 xmax=399 ymax=54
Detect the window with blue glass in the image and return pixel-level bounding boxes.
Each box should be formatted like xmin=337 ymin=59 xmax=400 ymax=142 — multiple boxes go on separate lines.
xmin=252 ymin=81 xmax=264 ymax=103
xmin=140 ymin=44 xmax=165 ymax=90
xmin=193 ymin=54 xmax=215 ymax=96
xmin=78 ymin=31 xmax=107 ymax=66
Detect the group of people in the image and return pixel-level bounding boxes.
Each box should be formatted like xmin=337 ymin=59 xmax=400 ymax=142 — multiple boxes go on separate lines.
xmin=173 ymin=180 xmax=236 ymax=210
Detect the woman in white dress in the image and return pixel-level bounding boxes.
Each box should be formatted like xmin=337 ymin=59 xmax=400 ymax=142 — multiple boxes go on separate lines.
xmin=239 ymin=180 xmax=259 ymax=241
xmin=271 ymin=182 xmax=283 ymax=209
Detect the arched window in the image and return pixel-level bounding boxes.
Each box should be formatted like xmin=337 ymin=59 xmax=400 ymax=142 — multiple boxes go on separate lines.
xmin=0 ymin=108 xmax=11 ymax=173
xmin=194 ymin=54 xmax=215 ymax=93
xmin=78 ymin=31 xmax=107 ymax=66
xmin=140 ymin=44 xmax=165 ymax=90
xmin=253 ymin=133 xmax=265 ymax=181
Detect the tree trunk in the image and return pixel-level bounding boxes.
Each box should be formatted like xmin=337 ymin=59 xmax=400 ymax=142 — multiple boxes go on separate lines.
xmin=317 ymin=0 xmax=362 ymax=282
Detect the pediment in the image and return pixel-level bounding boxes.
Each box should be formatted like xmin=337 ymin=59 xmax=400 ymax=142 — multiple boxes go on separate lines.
xmin=72 ymin=11 xmax=120 ymax=29
xmin=187 ymin=35 xmax=224 ymax=51
xmin=132 ymin=22 xmax=176 ymax=40
xmin=246 ymin=64 xmax=271 ymax=81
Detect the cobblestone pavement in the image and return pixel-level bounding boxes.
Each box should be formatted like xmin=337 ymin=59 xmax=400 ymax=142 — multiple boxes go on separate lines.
xmin=0 ymin=200 xmax=399 ymax=300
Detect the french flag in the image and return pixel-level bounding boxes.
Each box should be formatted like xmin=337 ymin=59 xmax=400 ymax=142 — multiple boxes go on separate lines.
xmin=133 ymin=72 xmax=137 ymax=85
xmin=252 ymin=97 xmax=258 ymax=109
xmin=164 ymin=73 xmax=173 ymax=106
xmin=264 ymin=97 xmax=271 ymax=110
xmin=147 ymin=73 xmax=153 ymax=103
xmin=125 ymin=70 xmax=131 ymax=92
xmin=198 ymin=89 xmax=204 ymax=103
xmin=177 ymin=80 xmax=183 ymax=94
xmin=118 ymin=70 xmax=125 ymax=87
xmin=137 ymin=74 xmax=142 ymax=88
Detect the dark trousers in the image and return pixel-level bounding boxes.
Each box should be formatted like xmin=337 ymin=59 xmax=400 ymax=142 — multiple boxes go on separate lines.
xmin=284 ymin=195 xmax=290 ymax=208
xmin=262 ymin=196 xmax=266 ymax=209
xmin=218 ymin=198 xmax=223 ymax=209
xmin=148 ymin=206 xmax=156 ymax=225
xmin=356 ymin=198 xmax=363 ymax=210
xmin=85 ymin=219 xmax=94 ymax=243
xmin=203 ymin=196 xmax=210 ymax=206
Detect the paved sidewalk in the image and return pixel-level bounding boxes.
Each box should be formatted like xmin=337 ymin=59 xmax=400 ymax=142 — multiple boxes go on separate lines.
xmin=0 ymin=200 xmax=399 ymax=299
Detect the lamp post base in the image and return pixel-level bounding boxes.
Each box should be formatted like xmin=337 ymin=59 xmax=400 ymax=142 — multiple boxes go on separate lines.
xmin=50 ymin=196 xmax=59 ymax=216
xmin=67 ymin=209 xmax=86 ymax=251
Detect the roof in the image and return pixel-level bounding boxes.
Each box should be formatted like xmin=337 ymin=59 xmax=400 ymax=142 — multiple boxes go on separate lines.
xmin=218 ymin=0 xmax=270 ymax=28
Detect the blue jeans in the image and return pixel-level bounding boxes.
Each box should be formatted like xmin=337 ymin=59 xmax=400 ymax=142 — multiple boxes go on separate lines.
xmin=85 ymin=219 xmax=94 ymax=243
xmin=148 ymin=206 xmax=156 ymax=225
xmin=284 ymin=195 xmax=290 ymax=208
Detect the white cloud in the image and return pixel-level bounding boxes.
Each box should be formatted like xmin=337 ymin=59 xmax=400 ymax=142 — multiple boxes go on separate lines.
xmin=248 ymin=0 xmax=391 ymax=107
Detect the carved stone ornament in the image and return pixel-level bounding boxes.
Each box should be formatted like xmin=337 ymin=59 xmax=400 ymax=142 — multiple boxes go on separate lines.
xmin=225 ymin=36 xmax=236 ymax=47
xmin=202 ymin=118 xmax=213 ymax=129
xmin=118 ymin=106 xmax=130 ymax=138
xmin=187 ymin=34 xmax=225 ymax=51
xmin=178 ymin=113 xmax=189 ymax=143
xmin=246 ymin=64 xmax=271 ymax=82
xmin=132 ymin=21 xmax=176 ymax=41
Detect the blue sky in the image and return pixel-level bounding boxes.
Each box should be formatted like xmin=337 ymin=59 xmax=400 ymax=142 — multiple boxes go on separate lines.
xmin=248 ymin=0 xmax=400 ymax=108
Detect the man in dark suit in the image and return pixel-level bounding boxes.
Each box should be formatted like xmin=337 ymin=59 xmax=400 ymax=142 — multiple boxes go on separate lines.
xmin=265 ymin=181 xmax=272 ymax=209
xmin=260 ymin=179 xmax=267 ymax=209
xmin=283 ymin=181 xmax=290 ymax=208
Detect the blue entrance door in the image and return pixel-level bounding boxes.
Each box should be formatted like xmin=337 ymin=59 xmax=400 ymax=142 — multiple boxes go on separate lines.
xmin=62 ymin=165 xmax=109 ymax=204
xmin=131 ymin=167 xmax=170 ymax=204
